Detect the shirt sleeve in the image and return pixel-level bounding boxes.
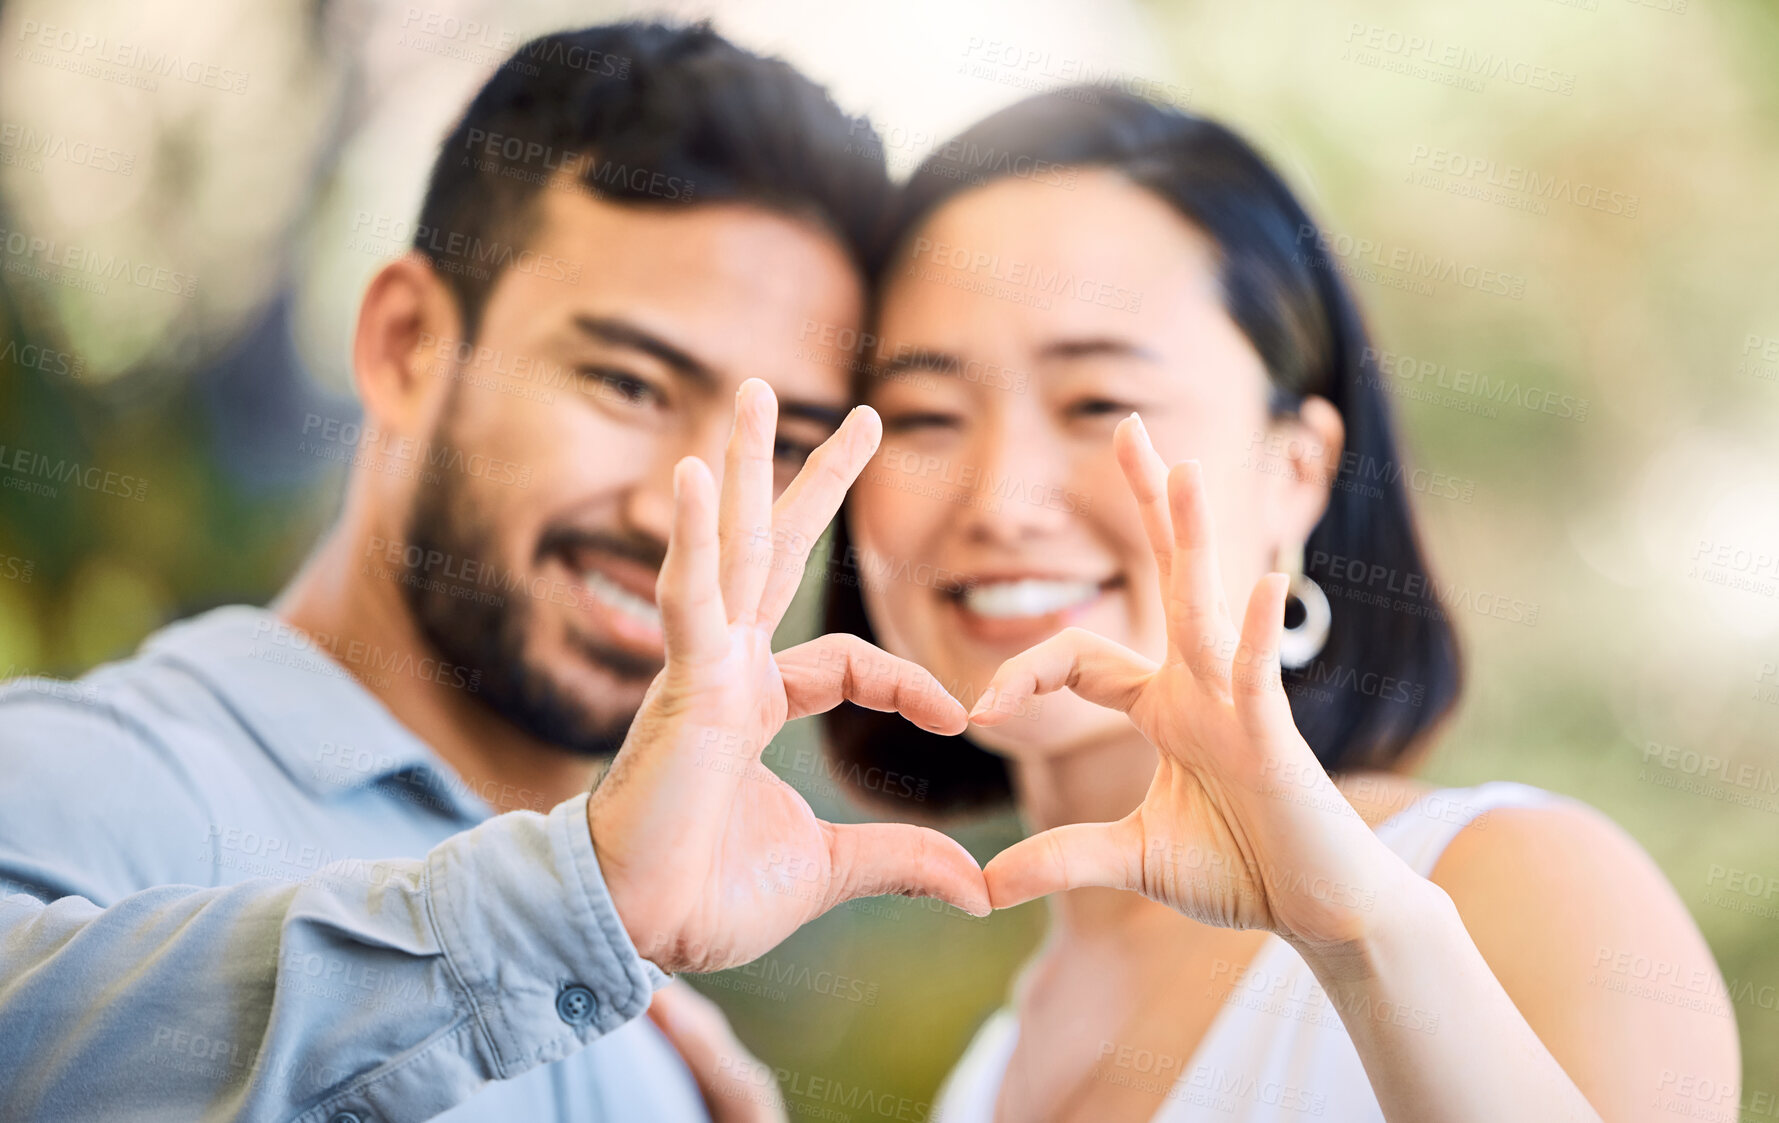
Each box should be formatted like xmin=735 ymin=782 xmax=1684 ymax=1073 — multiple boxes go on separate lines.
xmin=0 ymin=788 xmax=668 ymax=1123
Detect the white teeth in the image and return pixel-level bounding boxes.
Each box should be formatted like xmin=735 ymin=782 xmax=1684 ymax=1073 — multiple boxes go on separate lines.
xmin=961 ymin=579 xmax=1100 ymax=619
xmin=582 ymin=570 xmax=662 ymax=631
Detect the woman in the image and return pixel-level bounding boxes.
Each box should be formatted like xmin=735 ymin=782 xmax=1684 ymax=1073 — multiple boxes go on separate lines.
xmin=821 ymin=90 xmax=1739 ymax=1119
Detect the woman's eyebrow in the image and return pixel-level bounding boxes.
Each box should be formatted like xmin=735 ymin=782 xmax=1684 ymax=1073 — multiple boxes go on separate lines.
xmin=870 ymin=338 xmax=1160 ymax=384
xmin=873 ymin=347 xmax=963 ymax=380
xmin=1037 ymin=336 xmax=1161 ymax=363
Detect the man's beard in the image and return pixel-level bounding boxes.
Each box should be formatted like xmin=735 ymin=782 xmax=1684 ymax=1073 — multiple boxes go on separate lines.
xmin=398 ymin=422 xmax=659 ymax=758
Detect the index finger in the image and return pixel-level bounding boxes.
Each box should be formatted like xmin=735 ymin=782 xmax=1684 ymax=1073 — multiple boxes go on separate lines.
xmin=753 ymin=404 xmax=882 ymax=625
xmin=775 ymin=633 xmax=967 ymax=734
xmin=1115 ymin=413 xmax=1175 ymax=583
xmin=717 ymin=379 xmax=776 ymax=626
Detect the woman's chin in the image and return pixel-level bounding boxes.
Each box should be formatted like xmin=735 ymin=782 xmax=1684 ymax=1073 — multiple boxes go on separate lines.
xmin=964 ymin=707 xmax=1136 ymax=762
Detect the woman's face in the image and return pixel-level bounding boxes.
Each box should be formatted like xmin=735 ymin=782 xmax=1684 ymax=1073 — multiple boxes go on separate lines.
xmin=852 ymin=170 xmax=1339 ymax=759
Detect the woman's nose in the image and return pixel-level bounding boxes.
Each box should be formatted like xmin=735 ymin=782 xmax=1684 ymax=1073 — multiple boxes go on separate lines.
xmin=951 ymin=419 xmax=1074 ymax=546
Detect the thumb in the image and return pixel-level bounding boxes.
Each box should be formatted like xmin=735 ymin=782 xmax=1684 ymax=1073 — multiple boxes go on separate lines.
xmin=983 ymin=817 xmax=1144 ymax=909
xmin=823 ymin=821 xmax=991 ymax=917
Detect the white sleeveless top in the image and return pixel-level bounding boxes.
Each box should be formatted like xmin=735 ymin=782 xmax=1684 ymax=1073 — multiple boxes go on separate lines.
xmin=933 ymin=782 xmax=1563 ymax=1122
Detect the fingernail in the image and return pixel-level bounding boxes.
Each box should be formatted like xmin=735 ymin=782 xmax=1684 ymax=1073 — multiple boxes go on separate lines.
xmin=848 ymin=405 xmax=879 ymax=449
xmin=968 ymin=687 xmax=995 ymax=718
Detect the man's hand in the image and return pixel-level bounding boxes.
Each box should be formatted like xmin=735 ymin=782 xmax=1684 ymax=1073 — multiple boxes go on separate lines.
xmin=588 ymin=379 xmax=990 ymax=974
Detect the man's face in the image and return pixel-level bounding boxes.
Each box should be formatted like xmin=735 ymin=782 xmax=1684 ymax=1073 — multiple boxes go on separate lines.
xmin=398 ymin=184 xmax=861 ymax=755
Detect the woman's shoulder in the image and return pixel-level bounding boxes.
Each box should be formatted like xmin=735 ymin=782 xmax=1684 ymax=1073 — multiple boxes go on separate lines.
xmin=1337 ymin=771 xmax=1573 ymax=836
xmin=1336 ymin=770 xmax=1436 ymax=827
xmin=931 ymin=1007 xmax=1020 ymax=1123
xmin=1334 ymin=770 xmax=1699 ymax=994
xmin=1428 ymin=781 xmax=1668 ymax=914
xmin=1332 ymin=772 xmax=1578 ymax=883
xmin=1419 ymin=784 xmax=1740 ymax=1114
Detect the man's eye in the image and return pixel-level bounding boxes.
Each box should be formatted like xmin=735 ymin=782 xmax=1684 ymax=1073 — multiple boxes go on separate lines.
xmin=773 ymin=436 xmax=817 ymax=468
xmin=582 ymin=368 xmax=661 ymax=407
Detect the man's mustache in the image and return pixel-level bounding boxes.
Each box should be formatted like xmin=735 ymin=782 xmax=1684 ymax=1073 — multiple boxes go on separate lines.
xmin=536 ymin=525 xmax=668 ymax=572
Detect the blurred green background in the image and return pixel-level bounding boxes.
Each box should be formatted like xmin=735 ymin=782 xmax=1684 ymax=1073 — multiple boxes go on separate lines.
xmin=2 ymin=0 xmax=1776 ymax=1115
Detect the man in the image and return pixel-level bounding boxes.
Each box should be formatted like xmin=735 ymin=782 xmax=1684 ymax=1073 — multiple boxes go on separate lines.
xmin=0 ymin=22 xmax=987 ymax=1123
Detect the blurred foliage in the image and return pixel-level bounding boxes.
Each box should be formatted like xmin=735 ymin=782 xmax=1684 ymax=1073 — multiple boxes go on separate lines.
xmin=2 ymin=0 xmax=1776 ymax=1115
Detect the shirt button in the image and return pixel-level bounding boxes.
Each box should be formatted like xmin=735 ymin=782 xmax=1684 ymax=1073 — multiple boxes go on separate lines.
xmin=556 ymin=984 xmax=597 ymax=1026
xmin=329 ymin=1113 xmax=364 ymax=1123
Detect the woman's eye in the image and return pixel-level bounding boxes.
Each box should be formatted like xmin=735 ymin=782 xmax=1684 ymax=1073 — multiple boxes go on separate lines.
xmin=880 ymin=410 xmax=964 ymax=434
xmin=582 ymin=368 xmax=662 ymax=408
xmin=1068 ymin=397 xmax=1133 ymax=420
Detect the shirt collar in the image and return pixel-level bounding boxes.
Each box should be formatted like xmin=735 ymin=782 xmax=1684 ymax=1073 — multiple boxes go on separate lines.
xmin=141 ymin=605 xmax=492 ymax=821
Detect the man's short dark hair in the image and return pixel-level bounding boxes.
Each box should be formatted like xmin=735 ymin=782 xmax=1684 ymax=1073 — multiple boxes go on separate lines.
xmin=413 ymin=21 xmax=890 ymax=339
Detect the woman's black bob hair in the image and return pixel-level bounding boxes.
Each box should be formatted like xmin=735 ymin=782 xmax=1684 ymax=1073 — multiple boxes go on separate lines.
xmin=820 ymin=87 xmax=1462 ymax=815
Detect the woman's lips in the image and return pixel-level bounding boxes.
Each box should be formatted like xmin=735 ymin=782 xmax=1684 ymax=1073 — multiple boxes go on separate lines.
xmin=942 ymin=576 xmax=1123 ymax=647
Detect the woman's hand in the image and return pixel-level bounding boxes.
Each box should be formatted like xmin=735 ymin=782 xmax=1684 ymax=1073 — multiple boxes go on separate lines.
xmin=589 ymin=379 xmax=989 ymax=975
xmin=976 ymin=414 xmax=1420 ymax=951
xmin=648 ymin=981 xmax=788 ymax=1123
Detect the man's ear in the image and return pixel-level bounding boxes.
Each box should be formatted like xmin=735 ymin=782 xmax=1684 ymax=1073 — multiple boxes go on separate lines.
xmin=1266 ymin=394 xmax=1345 ymax=551
xmin=351 ymin=252 xmax=462 ymax=436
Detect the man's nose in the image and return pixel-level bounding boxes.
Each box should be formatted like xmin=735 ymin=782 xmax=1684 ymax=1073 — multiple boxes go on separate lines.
xmin=622 ymin=456 xmax=677 ymax=553
xmin=622 ymin=414 xmax=736 ymax=547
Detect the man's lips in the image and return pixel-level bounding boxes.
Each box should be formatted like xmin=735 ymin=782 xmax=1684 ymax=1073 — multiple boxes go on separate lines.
xmin=544 ymin=544 xmax=664 ymax=650
xmin=556 ymin=544 xmax=660 ymax=603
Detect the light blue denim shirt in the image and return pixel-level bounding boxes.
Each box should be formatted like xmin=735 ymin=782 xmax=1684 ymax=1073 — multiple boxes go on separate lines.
xmin=0 ymin=606 xmax=707 ymax=1123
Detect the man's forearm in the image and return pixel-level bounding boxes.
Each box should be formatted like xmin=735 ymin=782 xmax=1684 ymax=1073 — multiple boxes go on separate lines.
xmin=0 ymin=794 xmax=661 ymax=1123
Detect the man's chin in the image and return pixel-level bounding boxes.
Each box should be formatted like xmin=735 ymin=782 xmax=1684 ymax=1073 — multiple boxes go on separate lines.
xmin=568 ymin=632 xmax=665 ymax=684
xmin=463 ymin=640 xmax=651 ymax=760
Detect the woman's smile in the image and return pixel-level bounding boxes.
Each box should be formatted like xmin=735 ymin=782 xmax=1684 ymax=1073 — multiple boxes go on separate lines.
xmin=942 ymin=571 xmax=1127 ymax=648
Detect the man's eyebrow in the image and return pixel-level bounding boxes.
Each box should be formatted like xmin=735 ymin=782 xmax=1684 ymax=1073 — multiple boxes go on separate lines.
xmin=570 ymin=314 xmax=719 ymax=388
xmin=572 ymin=314 xmax=844 ymax=429
xmin=779 ymin=400 xmax=849 ymax=429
